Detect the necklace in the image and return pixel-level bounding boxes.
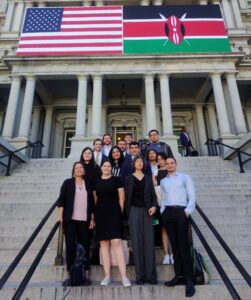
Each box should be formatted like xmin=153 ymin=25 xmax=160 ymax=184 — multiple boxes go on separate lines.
xmin=76 ymin=180 xmax=83 ymax=191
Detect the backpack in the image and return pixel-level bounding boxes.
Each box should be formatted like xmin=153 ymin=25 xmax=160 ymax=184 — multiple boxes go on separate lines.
xmin=70 ymin=243 xmax=87 ymax=286
xmin=191 ymin=247 xmax=211 ymax=285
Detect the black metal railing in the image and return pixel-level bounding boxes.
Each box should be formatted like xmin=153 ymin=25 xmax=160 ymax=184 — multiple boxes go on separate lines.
xmin=205 ymin=138 xmax=251 ymax=173
xmin=0 ymin=199 xmax=58 ymax=291
xmin=0 ymin=141 xmax=44 ymax=176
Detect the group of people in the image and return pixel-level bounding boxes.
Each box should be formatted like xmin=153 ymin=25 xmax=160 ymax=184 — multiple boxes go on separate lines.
xmin=56 ymin=129 xmax=196 ymax=297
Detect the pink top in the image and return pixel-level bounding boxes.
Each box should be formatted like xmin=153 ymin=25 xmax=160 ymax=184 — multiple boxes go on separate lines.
xmin=72 ymin=181 xmax=88 ymax=221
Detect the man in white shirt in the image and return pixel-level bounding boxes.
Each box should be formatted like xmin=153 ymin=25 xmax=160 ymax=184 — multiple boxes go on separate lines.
xmin=93 ymin=138 xmax=108 ymax=166
xmin=161 ymin=157 xmax=196 ymax=297
xmin=102 ymin=134 xmax=112 ymax=157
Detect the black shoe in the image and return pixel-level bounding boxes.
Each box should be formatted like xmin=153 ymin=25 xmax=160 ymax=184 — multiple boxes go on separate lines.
xmin=186 ymin=280 xmax=195 ymax=297
xmin=147 ymin=279 xmax=158 ymax=285
xmin=62 ymin=278 xmax=70 ymax=287
xmin=84 ymin=278 xmax=91 ymax=286
xmin=136 ymin=279 xmax=145 ymax=285
xmin=164 ymin=276 xmax=184 ymax=287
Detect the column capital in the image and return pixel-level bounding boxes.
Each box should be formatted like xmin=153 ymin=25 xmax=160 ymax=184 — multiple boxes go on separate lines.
xmin=25 ymin=75 xmax=36 ymax=81
xmin=44 ymin=105 xmax=54 ymax=111
xmin=153 ymin=0 xmax=163 ymax=5
xmin=77 ymin=74 xmax=89 ymax=81
xmin=212 ymin=0 xmax=220 ymax=4
xmin=38 ymin=2 xmax=46 ymax=7
xmin=95 ymin=0 xmax=104 ymax=6
xmin=195 ymin=103 xmax=205 ymax=108
xmin=224 ymin=71 xmax=238 ymax=79
xmin=144 ymin=74 xmax=155 ymax=81
xmin=92 ymin=74 xmax=103 ymax=81
xmin=83 ymin=1 xmax=92 ymax=6
xmin=209 ymin=72 xmax=222 ymax=79
xmin=10 ymin=74 xmax=22 ymax=81
xmin=24 ymin=2 xmax=34 ymax=8
xmin=199 ymin=0 xmax=208 ymax=4
xmin=158 ymin=73 xmax=171 ymax=80
xmin=140 ymin=0 xmax=150 ymax=6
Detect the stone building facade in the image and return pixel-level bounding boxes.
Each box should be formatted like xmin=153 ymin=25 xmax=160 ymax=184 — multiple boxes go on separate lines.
xmin=0 ymin=0 xmax=250 ymax=158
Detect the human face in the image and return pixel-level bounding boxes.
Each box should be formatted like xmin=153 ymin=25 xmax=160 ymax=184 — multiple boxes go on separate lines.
xmin=101 ymin=161 xmax=112 ymax=175
xmin=134 ymin=158 xmax=144 ymax=171
xmin=103 ymin=135 xmax=112 ymax=146
xmin=157 ymin=156 xmax=166 ymax=168
xmin=125 ymin=135 xmax=132 ymax=145
xmin=112 ymin=148 xmax=121 ymax=161
xmin=117 ymin=141 xmax=126 ymax=152
xmin=149 ymin=131 xmax=159 ymax=143
xmin=165 ymin=158 xmax=177 ymax=173
xmin=83 ymin=149 xmax=93 ymax=162
xmin=94 ymin=141 xmax=102 ymax=152
xmin=148 ymin=150 xmax=157 ymax=162
xmin=74 ymin=163 xmax=84 ymax=177
xmin=129 ymin=145 xmax=140 ymax=157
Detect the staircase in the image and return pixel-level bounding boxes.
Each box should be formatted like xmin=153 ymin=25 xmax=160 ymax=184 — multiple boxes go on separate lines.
xmin=0 ymin=157 xmax=250 ymax=300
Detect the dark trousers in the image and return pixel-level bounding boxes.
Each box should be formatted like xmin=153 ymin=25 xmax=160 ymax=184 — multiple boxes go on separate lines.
xmin=161 ymin=207 xmax=193 ymax=281
xmin=63 ymin=219 xmax=90 ymax=272
xmin=129 ymin=206 xmax=157 ymax=282
xmin=185 ymin=146 xmax=192 ymax=157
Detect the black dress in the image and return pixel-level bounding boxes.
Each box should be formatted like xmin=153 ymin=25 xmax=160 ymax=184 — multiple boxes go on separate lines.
xmin=94 ymin=176 xmax=124 ymax=241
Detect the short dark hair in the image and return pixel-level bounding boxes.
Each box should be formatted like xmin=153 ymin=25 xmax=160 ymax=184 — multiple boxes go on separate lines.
xmin=125 ymin=133 xmax=132 ymax=137
xmin=157 ymin=152 xmax=167 ymax=161
xmin=102 ymin=133 xmax=112 ymax=140
xmin=129 ymin=141 xmax=139 ymax=148
xmin=166 ymin=157 xmax=177 ymax=163
xmin=117 ymin=139 xmax=126 ymax=145
xmin=132 ymin=155 xmax=146 ymax=171
xmin=71 ymin=161 xmax=84 ymax=178
xmin=100 ymin=159 xmax=111 ymax=168
xmin=93 ymin=138 xmax=103 ymax=146
xmin=146 ymin=149 xmax=158 ymax=161
xmin=148 ymin=129 xmax=159 ymax=136
xmin=182 ymin=127 xmax=186 ymax=132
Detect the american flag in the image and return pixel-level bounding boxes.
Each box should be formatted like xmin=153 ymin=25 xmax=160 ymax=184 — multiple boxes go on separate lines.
xmin=17 ymin=6 xmax=123 ymax=55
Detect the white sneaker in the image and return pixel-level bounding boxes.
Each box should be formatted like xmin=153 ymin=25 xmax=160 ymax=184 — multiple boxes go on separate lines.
xmin=170 ymin=254 xmax=174 ymax=264
xmin=122 ymin=277 xmax=131 ymax=287
xmin=100 ymin=276 xmax=111 ymax=286
xmin=162 ymin=254 xmax=170 ymax=265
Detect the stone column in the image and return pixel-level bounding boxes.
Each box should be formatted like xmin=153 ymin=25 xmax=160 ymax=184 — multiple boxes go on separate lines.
xmin=17 ymin=76 xmax=36 ymax=139
xmin=83 ymin=1 xmax=92 ymax=6
xmin=91 ymin=75 xmax=103 ymax=136
xmin=144 ymin=74 xmax=156 ymax=133
xmin=156 ymin=105 xmax=161 ymax=134
xmin=3 ymin=1 xmax=15 ymax=32
xmin=141 ymin=105 xmax=147 ymax=138
xmin=38 ymin=2 xmax=46 ymax=7
xmin=207 ymin=104 xmax=219 ymax=140
xmin=153 ymin=0 xmax=163 ymax=5
xmin=12 ymin=1 xmax=24 ymax=32
xmin=140 ymin=0 xmax=150 ymax=5
xmin=95 ymin=0 xmax=104 ymax=6
xmin=210 ymin=73 xmax=231 ymax=136
xmin=238 ymin=0 xmax=248 ymax=9
xmin=159 ymin=74 xmax=173 ymax=136
xmin=0 ymin=0 xmax=7 ymax=12
xmin=199 ymin=0 xmax=208 ymax=4
xmin=87 ymin=106 xmax=92 ymax=136
xmin=195 ymin=104 xmax=208 ymax=155
xmin=221 ymin=0 xmax=235 ymax=28
xmin=0 ymin=111 xmax=4 ymax=134
xmin=75 ymin=75 xmax=88 ymax=137
xmin=30 ymin=106 xmax=41 ymax=142
xmin=102 ymin=106 xmax=107 ymax=135
xmin=42 ymin=106 xmax=54 ymax=157
xmin=225 ymin=73 xmax=247 ymax=135
xmin=230 ymin=0 xmax=243 ymax=28
xmin=2 ymin=76 xmax=21 ymax=139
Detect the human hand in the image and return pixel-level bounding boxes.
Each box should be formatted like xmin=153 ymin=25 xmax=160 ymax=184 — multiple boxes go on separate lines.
xmin=55 ymin=217 xmax=63 ymax=224
xmin=184 ymin=210 xmax=189 ymax=218
xmin=149 ymin=207 xmax=156 ymax=216
xmin=89 ymin=219 xmax=95 ymax=229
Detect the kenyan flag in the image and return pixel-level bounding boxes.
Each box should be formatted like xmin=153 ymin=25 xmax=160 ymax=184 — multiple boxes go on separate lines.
xmin=123 ymin=5 xmax=231 ymax=54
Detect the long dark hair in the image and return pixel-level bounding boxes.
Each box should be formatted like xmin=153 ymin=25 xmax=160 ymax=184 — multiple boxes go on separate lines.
xmin=80 ymin=147 xmax=96 ymax=168
xmin=108 ymin=146 xmax=124 ymax=167
xmin=71 ymin=161 xmax=85 ymax=178
xmin=146 ymin=149 xmax=158 ymax=161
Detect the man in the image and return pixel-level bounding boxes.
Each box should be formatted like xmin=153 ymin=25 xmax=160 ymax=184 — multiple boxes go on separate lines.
xmin=102 ymin=133 xmax=112 ymax=157
xmin=120 ymin=141 xmax=151 ymax=182
xmin=180 ymin=127 xmax=192 ymax=157
xmin=142 ymin=129 xmax=173 ymax=158
xmin=160 ymin=157 xmax=196 ymax=297
xmin=124 ymin=133 xmax=132 ymax=154
xmin=93 ymin=138 xmax=108 ymax=167
xmin=117 ymin=139 xmax=131 ymax=159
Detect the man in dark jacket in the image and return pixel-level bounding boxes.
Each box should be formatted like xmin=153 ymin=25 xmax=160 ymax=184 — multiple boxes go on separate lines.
xmin=142 ymin=129 xmax=174 ymax=158
xmin=180 ymin=127 xmax=192 ymax=157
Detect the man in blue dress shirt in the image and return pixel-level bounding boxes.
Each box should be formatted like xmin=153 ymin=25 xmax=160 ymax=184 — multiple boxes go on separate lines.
xmin=160 ymin=157 xmax=196 ymax=297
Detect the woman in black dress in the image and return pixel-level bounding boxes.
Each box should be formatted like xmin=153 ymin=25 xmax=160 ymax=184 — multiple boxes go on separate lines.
xmin=93 ymin=160 xmax=131 ymax=287
xmin=80 ymin=147 xmax=100 ymax=188
xmin=108 ymin=146 xmax=124 ymax=177
xmin=125 ymin=155 xmax=158 ymax=285
xmin=152 ymin=152 xmax=173 ymax=265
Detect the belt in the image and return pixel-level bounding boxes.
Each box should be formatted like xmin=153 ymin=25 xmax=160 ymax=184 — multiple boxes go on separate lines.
xmin=165 ymin=205 xmax=186 ymax=209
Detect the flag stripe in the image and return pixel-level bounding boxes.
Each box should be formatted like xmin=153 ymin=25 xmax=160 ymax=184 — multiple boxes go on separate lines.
xmin=62 ymin=13 xmax=122 ymax=18
xmin=18 ymin=43 xmax=123 ymax=48
xmin=61 ymin=20 xmax=122 ymax=24
xmin=60 ymin=27 xmax=122 ymax=32
xmin=17 ymin=51 xmax=123 ymax=55
xmin=64 ymin=6 xmax=122 ymax=11
xmin=123 ymin=21 xmax=227 ymax=38
xmin=20 ymin=38 xmax=122 ymax=44
xmin=17 ymin=46 xmax=123 ymax=52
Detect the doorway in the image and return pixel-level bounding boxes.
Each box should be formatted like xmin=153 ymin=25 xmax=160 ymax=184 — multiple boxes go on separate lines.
xmin=113 ymin=126 xmax=136 ymax=144
xmin=63 ymin=129 xmax=75 ymax=158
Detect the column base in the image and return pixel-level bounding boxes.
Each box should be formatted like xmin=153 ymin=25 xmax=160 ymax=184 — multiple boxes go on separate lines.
xmin=10 ymin=137 xmax=29 ymax=155
xmin=159 ymin=135 xmax=181 ymax=158
xmin=68 ymin=136 xmax=95 ymax=159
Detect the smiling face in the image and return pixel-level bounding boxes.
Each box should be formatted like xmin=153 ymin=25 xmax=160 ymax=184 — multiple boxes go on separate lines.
xmin=112 ymin=147 xmax=121 ymax=161
xmin=165 ymin=158 xmax=177 ymax=173
xmin=157 ymin=155 xmax=166 ymax=168
xmin=101 ymin=161 xmax=112 ymax=176
xmin=134 ymin=157 xmax=144 ymax=171
xmin=83 ymin=149 xmax=93 ymax=162
xmin=149 ymin=130 xmax=159 ymax=143
xmin=148 ymin=150 xmax=157 ymax=162
xmin=74 ymin=163 xmax=84 ymax=177
xmin=117 ymin=140 xmax=127 ymax=152
xmin=103 ymin=135 xmax=112 ymax=146
xmin=125 ymin=135 xmax=132 ymax=145
xmin=129 ymin=144 xmax=140 ymax=157
xmin=94 ymin=140 xmax=102 ymax=152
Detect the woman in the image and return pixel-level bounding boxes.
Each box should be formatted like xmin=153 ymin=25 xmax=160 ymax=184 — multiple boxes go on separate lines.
xmin=93 ymin=160 xmax=131 ymax=287
xmin=125 ymin=155 xmax=158 ymax=285
xmin=80 ymin=147 xmax=100 ymax=188
xmin=56 ymin=161 xmax=95 ymax=286
xmin=108 ymin=146 xmax=124 ymax=177
xmin=146 ymin=149 xmax=158 ymax=174
xmin=152 ymin=152 xmax=174 ymax=265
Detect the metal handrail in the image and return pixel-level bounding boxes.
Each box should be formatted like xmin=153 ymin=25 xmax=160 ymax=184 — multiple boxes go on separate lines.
xmin=12 ymin=222 xmax=60 ymax=300
xmin=0 ymin=199 xmax=58 ymax=290
xmin=205 ymin=138 xmax=251 ymax=173
xmin=0 ymin=140 xmax=44 ymax=176
xmin=195 ymin=204 xmax=251 ymax=287
xmin=190 ymin=216 xmax=241 ymax=300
